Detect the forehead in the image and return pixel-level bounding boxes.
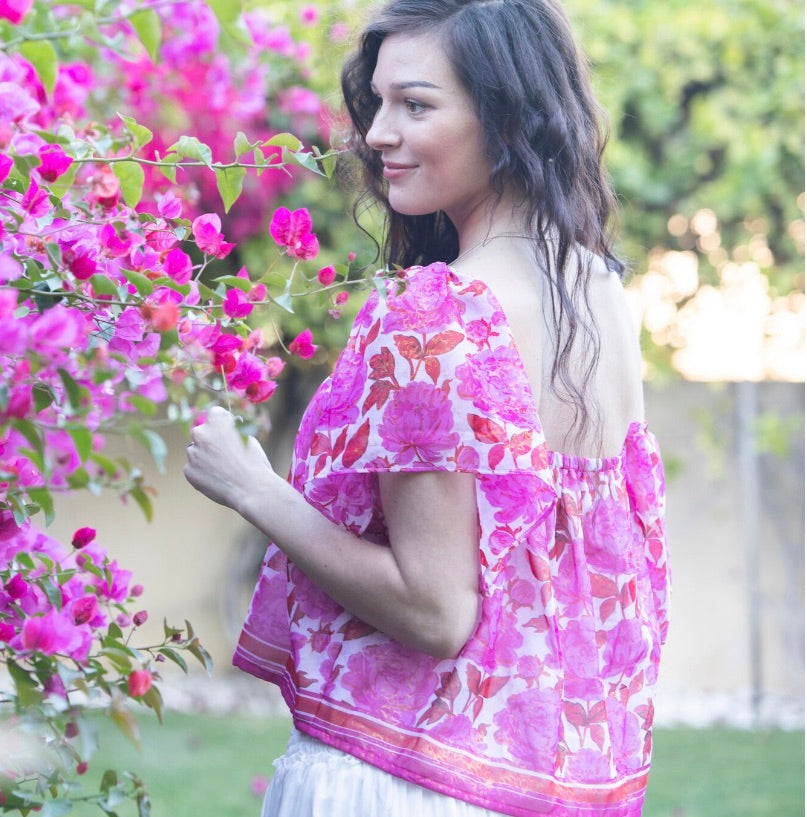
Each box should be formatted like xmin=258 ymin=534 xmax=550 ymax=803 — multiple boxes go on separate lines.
xmin=372 ymin=31 xmax=462 ymax=91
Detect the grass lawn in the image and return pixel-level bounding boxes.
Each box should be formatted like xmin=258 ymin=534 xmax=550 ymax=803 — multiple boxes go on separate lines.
xmin=69 ymin=713 xmax=803 ymax=817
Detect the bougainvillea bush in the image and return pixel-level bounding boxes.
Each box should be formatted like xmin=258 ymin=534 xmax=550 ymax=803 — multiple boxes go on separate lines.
xmin=0 ymin=0 xmax=349 ymax=812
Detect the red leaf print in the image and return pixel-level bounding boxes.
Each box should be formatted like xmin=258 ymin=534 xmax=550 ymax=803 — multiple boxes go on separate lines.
xmin=508 ymin=430 xmax=533 ymax=457
xmin=313 ymin=454 xmax=328 ymax=476
xmin=621 ymin=578 xmax=637 ymax=607
xmin=466 ymin=664 xmax=482 ymax=696
xmin=488 ymin=443 xmax=506 ymax=470
xmin=437 ymin=668 xmax=462 ymax=703
xmin=527 ymin=551 xmax=551 ymax=581
xmin=424 ymin=330 xmax=464 ymax=356
xmin=468 ymin=414 xmax=507 ymax=443
xmin=310 ymin=432 xmax=330 ymax=456
xmin=416 ymin=699 xmax=450 ymax=727
xmin=531 ymin=446 xmax=549 ymax=470
xmin=628 ymin=670 xmax=645 ymax=698
xmin=363 ymin=380 xmax=392 ymax=413
xmin=331 ymin=427 xmax=348 ymax=460
xmin=590 ymin=573 xmax=619 ymax=599
xmin=472 ymin=696 xmax=484 ymax=721
xmin=369 ymin=347 xmax=395 ymax=380
xmin=393 ymin=334 xmax=422 ymax=360
xmin=341 ymin=419 xmax=370 ymax=468
xmin=424 ymin=356 xmax=440 ymax=384
xmin=589 ymin=701 xmax=607 ymax=722
xmin=590 ymin=724 xmax=606 ymax=750
xmin=525 ymin=616 xmax=550 ymax=633
xmin=599 ymin=597 xmax=618 ymax=623
xmin=563 ymin=701 xmax=587 ymax=728
xmin=478 ymin=675 xmax=509 ymax=699
xmin=363 ymin=318 xmax=381 ymax=350
xmin=340 ymin=618 xmax=376 ymax=640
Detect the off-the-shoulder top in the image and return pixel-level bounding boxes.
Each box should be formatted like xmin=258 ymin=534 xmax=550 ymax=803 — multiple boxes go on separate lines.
xmin=234 ymin=262 xmax=671 ymax=817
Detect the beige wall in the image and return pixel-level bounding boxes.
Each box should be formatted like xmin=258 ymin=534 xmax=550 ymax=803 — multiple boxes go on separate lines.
xmin=48 ymin=381 xmax=804 ymax=724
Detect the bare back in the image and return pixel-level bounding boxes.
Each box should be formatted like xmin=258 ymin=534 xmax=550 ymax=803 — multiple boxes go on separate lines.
xmin=454 ymin=241 xmax=644 ymax=458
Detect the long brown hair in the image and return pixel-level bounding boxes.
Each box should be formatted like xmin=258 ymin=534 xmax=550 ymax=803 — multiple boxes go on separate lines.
xmin=341 ymin=0 xmax=625 ymax=443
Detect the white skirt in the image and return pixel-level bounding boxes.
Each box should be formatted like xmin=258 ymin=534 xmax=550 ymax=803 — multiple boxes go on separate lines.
xmin=261 ymin=727 xmax=504 ymax=817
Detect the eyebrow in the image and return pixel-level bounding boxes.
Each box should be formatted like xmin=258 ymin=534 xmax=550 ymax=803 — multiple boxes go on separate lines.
xmin=370 ymin=80 xmax=442 ymax=91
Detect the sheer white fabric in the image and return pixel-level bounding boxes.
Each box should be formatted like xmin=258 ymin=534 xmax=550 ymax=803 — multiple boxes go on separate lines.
xmin=261 ymin=728 xmax=504 ymax=817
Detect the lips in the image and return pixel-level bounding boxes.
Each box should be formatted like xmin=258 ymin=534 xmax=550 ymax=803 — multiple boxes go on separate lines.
xmin=382 ymin=162 xmax=416 ymax=180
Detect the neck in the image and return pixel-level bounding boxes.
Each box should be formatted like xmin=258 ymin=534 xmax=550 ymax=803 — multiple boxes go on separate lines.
xmin=449 ymin=192 xmax=533 ymax=258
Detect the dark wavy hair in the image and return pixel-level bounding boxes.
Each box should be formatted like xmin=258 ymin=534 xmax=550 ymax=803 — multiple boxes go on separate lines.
xmin=340 ymin=0 xmax=625 ymax=444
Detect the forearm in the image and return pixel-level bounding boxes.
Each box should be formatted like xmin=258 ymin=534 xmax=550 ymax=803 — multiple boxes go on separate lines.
xmin=237 ymin=471 xmax=477 ymax=658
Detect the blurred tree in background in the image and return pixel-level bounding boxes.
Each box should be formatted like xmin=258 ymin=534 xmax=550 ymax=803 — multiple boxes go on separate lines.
xmin=262 ymin=0 xmax=805 ymax=383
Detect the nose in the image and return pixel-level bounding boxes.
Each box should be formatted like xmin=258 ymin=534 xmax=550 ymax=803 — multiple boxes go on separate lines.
xmin=365 ymin=103 xmax=399 ymax=151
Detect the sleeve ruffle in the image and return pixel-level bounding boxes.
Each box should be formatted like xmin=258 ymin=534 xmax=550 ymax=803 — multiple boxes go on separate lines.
xmin=294 ymin=264 xmax=551 ymax=479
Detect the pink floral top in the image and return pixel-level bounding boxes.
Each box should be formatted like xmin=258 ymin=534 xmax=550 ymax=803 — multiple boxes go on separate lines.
xmin=234 ymin=262 xmax=671 ymax=817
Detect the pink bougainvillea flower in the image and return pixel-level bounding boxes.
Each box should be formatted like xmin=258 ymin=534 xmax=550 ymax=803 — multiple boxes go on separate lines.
xmin=0 ymin=80 xmax=39 ymax=122
xmin=148 ymin=301 xmax=180 ymax=332
xmin=37 ymin=143 xmax=74 ymax=182
xmin=289 ymin=328 xmax=317 ymax=359
xmin=269 ymin=207 xmax=319 ymax=260
xmin=250 ymin=775 xmax=270 ymax=797
xmin=223 ymin=287 xmax=253 ymax=319
xmin=300 ymin=5 xmax=318 ymax=25
xmin=20 ymin=177 xmax=49 ymax=216
xmin=30 ymin=305 xmax=85 ymax=352
xmin=133 ymin=610 xmax=148 ymax=626
xmin=4 ymin=573 xmax=28 ymax=599
xmin=0 ymin=0 xmax=34 ymax=25
xmin=88 ymin=164 xmax=120 ymax=208
xmin=248 ymin=282 xmax=266 ymax=302
xmin=246 ymin=379 xmax=276 ymax=403
xmin=71 ymin=595 xmax=98 ymax=626
xmin=60 ymin=239 xmax=97 ymax=280
xmin=127 ymin=669 xmax=153 ymax=698
xmin=335 ymin=291 xmax=349 ymax=306
xmin=192 ymin=213 xmax=235 ymax=259
xmin=71 ymin=526 xmax=96 ymax=549
xmin=0 ymin=621 xmax=14 ymax=642
xmin=157 ymin=190 xmax=183 ymax=220
xmin=0 ymin=152 xmax=12 ymax=184
xmin=163 ymin=247 xmax=193 ymax=284
xmin=317 ymin=265 xmax=336 ymax=286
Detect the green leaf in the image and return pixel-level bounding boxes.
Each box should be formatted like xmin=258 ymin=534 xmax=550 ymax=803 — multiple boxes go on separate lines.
xmin=130 ymin=427 xmax=167 ymax=472
xmin=118 ymin=114 xmax=154 ymax=151
xmin=18 ymin=41 xmax=58 ymax=97
xmin=214 ymin=165 xmax=246 ymax=213
xmin=110 ymin=701 xmax=141 ymax=749
xmin=113 ymin=161 xmax=145 ymax=208
xmin=213 ymin=274 xmax=252 ymax=293
xmin=233 ymin=131 xmax=253 ymax=158
xmin=272 ymin=292 xmax=294 ymax=313
xmin=291 ymin=150 xmax=327 ymax=177
xmin=89 ymin=273 xmax=120 ymax=297
xmin=89 ymin=451 xmax=120 ymax=477
xmin=26 ymin=487 xmax=55 ymax=526
xmin=41 ymin=798 xmax=73 ymax=816
xmin=122 ymin=268 xmax=154 ymax=296
xmin=69 ymin=427 xmax=93 ymax=462
xmin=129 ymin=8 xmax=162 ymax=62
xmin=156 ymin=152 xmax=179 ymax=183
xmin=186 ymin=638 xmax=214 ymax=676
xmin=32 ymin=383 xmax=55 ymax=413
xmin=129 ymin=485 xmax=153 ymax=523
xmin=264 ymin=133 xmax=303 ymax=152
xmin=125 ymin=394 xmax=157 ymax=417
xmin=141 ymin=684 xmax=164 ymax=723
xmin=7 ymin=659 xmax=42 ymax=708
xmin=10 ymin=418 xmax=45 ymax=461
xmin=156 ymin=647 xmax=188 ymax=673
xmin=48 ymin=162 xmax=78 ymax=200
xmin=167 ymin=136 xmax=213 ymax=168
xmin=57 ymin=367 xmax=84 ymax=412
xmin=66 ymin=466 xmax=90 ymax=489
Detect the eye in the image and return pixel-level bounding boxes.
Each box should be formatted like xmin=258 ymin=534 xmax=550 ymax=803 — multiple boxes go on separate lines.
xmin=404 ymin=98 xmax=427 ymax=114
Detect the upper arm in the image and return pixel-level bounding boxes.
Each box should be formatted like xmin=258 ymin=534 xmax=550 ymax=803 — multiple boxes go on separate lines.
xmin=377 ymin=470 xmax=480 ymax=653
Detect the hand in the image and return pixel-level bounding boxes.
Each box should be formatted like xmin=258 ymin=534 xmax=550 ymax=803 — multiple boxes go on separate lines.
xmin=183 ymin=406 xmax=276 ymax=512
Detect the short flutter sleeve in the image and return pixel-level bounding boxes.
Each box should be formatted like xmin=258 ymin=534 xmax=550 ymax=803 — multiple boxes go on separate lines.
xmin=291 ymin=262 xmax=551 ymax=492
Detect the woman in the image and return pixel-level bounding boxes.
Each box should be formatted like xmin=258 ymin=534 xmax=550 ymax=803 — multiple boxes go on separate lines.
xmin=184 ymin=1 xmax=671 ymax=815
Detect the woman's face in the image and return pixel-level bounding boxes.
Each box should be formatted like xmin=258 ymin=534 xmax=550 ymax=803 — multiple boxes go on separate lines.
xmin=365 ymin=31 xmax=493 ymax=229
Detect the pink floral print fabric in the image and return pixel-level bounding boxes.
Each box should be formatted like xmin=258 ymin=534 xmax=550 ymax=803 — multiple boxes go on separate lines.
xmin=234 ymin=262 xmax=671 ymax=817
